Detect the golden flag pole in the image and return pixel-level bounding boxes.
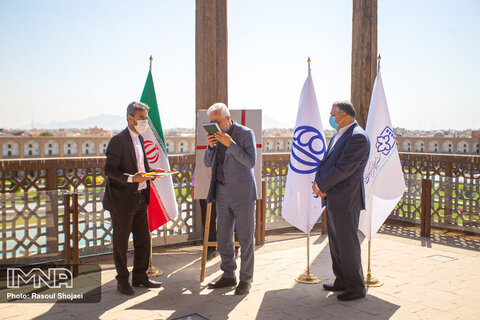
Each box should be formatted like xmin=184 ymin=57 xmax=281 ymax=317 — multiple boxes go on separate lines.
xmin=146 ymin=54 xmax=164 ymax=278
xmin=295 ymin=232 xmax=321 ymax=284
xmin=295 ymin=115 xmax=322 ymax=284
xmin=364 ymin=54 xmax=383 ymax=288
xmin=147 ymin=231 xmax=164 ymax=277
xmin=365 ymin=239 xmax=382 ymax=287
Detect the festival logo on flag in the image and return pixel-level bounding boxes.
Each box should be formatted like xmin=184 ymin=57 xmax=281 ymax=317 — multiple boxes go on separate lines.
xmin=290 ymin=126 xmax=326 ymax=175
xmin=363 ymin=125 xmax=397 ymax=187
xmin=281 ymin=62 xmax=326 ymax=234
xmin=359 ymin=70 xmax=406 ymax=240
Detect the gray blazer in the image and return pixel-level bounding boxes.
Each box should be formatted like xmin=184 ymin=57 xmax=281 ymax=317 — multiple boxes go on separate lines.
xmin=204 ymin=121 xmax=257 ymax=203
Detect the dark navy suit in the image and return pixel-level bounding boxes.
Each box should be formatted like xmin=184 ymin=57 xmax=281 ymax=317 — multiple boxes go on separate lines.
xmin=315 ymin=122 xmax=370 ymax=293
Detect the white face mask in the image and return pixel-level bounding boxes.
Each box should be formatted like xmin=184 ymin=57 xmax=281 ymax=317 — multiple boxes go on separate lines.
xmin=134 ymin=119 xmax=148 ymax=134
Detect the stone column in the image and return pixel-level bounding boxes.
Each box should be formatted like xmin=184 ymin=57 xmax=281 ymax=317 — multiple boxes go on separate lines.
xmin=39 ymin=138 xmax=45 ymax=158
xmin=59 ymin=138 xmax=65 ymax=157
xmin=19 ymin=138 xmax=25 ymax=158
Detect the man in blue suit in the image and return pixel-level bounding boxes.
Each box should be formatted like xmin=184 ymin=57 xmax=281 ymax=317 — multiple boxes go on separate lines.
xmin=204 ymin=103 xmax=257 ymax=295
xmin=313 ymin=101 xmax=370 ymax=301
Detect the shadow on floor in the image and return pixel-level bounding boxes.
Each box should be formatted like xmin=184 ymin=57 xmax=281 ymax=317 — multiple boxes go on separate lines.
xmin=31 ymin=250 xmax=237 ymax=320
xmin=256 ymin=235 xmax=400 ymax=320
xmin=379 ymin=223 xmax=480 ymax=252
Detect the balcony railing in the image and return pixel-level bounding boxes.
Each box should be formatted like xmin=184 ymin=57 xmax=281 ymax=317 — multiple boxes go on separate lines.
xmin=0 ymin=152 xmax=479 ymax=265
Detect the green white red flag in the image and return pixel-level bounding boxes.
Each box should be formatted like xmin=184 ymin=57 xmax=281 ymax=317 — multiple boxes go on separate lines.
xmin=140 ymin=68 xmax=178 ymax=232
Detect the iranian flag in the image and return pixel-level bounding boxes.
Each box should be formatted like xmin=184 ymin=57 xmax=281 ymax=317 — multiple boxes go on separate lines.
xmin=140 ymin=68 xmax=178 ymax=232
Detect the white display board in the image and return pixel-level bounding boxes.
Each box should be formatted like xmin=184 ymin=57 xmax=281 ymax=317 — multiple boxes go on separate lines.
xmin=194 ymin=109 xmax=263 ymax=200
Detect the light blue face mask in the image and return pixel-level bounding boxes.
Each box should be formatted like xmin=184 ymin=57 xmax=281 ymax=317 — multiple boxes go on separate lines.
xmin=329 ymin=115 xmax=339 ymax=130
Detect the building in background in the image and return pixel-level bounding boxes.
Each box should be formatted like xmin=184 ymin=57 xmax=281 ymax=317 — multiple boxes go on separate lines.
xmin=1 ymin=130 xmax=480 ymax=159
xmin=395 ymin=130 xmax=480 ymax=155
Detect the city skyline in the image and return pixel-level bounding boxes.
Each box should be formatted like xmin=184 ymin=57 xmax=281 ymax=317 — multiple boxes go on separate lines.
xmin=1 ymin=0 xmax=479 ymax=130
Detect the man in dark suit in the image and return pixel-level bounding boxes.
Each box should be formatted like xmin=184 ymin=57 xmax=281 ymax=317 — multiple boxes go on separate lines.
xmin=203 ymin=103 xmax=257 ymax=295
xmin=313 ymin=101 xmax=370 ymax=301
xmin=103 ymin=101 xmax=163 ymax=295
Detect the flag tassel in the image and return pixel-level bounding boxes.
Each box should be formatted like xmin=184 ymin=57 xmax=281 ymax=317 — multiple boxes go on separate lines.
xmin=364 ymin=239 xmax=383 ymax=287
xmin=295 ymin=233 xmax=321 ymax=284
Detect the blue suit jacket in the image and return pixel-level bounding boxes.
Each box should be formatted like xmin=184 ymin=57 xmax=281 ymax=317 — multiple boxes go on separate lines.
xmin=204 ymin=122 xmax=257 ymax=203
xmin=314 ymin=123 xmax=370 ymax=212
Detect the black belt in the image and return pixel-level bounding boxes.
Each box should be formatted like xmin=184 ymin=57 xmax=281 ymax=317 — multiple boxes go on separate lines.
xmin=217 ymin=180 xmax=227 ymax=185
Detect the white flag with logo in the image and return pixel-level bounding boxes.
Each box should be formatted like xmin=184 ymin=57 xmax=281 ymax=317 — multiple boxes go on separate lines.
xmin=281 ymin=66 xmax=326 ymax=234
xmin=359 ymin=70 xmax=406 ymax=240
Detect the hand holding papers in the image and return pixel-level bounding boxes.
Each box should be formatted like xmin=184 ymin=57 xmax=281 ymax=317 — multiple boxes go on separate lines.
xmin=142 ymin=170 xmax=180 ymax=178
xmin=131 ymin=172 xmax=155 ymax=182
xmin=125 ymin=168 xmax=177 ymax=182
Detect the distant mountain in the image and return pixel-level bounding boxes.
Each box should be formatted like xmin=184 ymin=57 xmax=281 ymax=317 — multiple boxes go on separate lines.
xmin=30 ymin=113 xmax=292 ymax=130
xmin=31 ymin=114 xmax=126 ymax=130
xmin=262 ymin=115 xmax=292 ymax=129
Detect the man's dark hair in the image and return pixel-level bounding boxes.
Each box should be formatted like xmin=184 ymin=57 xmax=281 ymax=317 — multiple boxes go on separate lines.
xmin=333 ymin=100 xmax=356 ymax=118
xmin=127 ymin=101 xmax=150 ymax=119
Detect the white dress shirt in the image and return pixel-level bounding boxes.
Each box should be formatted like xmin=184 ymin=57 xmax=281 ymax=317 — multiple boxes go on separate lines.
xmin=315 ymin=121 xmax=357 ymax=192
xmin=127 ymin=127 xmax=147 ymax=190
xmin=327 ymin=121 xmax=357 ymax=155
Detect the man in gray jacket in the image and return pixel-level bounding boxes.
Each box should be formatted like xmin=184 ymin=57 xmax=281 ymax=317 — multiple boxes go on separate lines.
xmin=204 ymin=103 xmax=257 ymax=295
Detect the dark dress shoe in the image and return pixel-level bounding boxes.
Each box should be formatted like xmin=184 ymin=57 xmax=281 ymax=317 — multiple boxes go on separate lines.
xmin=117 ymin=282 xmax=134 ymax=295
xmin=337 ymin=289 xmax=366 ymax=301
xmin=323 ymin=283 xmax=346 ymax=292
xmin=132 ymin=278 xmax=162 ymax=288
xmin=208 ymin=277 xmax=237 ymax=289
xmin=234 ymin=281 xmax=251 ymax=295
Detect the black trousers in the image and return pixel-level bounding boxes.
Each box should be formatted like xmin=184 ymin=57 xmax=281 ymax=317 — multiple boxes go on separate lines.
xmin=326 ymin=206 xmax=365 ymax=293
xmin=110 ymin=190 xmax=150 ymax=283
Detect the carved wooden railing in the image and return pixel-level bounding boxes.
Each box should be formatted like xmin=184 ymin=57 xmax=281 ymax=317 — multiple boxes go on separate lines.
xmin=1 ymin=152 xmax=479 ymax=264
xmin=0 ymin=155 xmax=195 ymax=265
xmin=394 ymin=152 xmax=480 ymax=233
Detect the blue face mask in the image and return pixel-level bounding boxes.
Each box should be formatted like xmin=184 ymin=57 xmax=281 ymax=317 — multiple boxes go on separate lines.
xmin=329 ymin=115 xmax=339 ymax=130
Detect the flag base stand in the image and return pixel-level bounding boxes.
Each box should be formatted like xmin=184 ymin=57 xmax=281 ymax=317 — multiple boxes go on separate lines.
xmin=365 ymin=270 xmax=383 ymax=287
xmin=295 ymin=233 xmax=322 ymax=284
xmin=295 ymin=267 xmax=322 ymax=284
xmin=147 ymin=230 xmax=165 ymax=278
xmin=147 ymin=259 xmax=164 ymax=277
xmin=364 ymin=240 xmax=383 ymax=287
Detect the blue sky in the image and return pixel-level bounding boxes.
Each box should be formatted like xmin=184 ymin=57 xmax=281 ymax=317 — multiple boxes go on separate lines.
xmin=0 ymin=0 xmax=479 ymax=130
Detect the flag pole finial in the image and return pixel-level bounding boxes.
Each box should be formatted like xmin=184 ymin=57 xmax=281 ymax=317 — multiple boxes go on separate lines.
xmin=307 ymin=57 xmax=311 ymax=73
xmin=149 ymin=55 xmax=153 ymax=71
xmin=377 ymin=54 xmax=381 ymax=73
